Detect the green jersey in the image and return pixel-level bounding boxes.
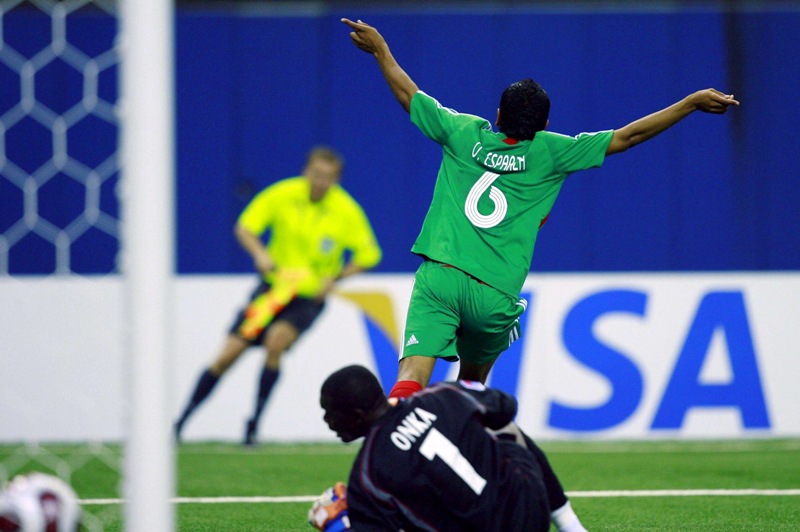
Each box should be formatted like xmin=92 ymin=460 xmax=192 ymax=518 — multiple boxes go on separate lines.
xmin=410 ymin=90 xmax=613 ymax=297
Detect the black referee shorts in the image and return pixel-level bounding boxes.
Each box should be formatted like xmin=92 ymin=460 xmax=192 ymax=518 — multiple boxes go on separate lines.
xmin=228 ymin=279 xmax=325 ymax=345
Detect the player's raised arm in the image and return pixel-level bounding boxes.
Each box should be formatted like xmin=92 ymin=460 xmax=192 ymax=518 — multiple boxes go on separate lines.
xmin=342 ymin=18 xmax=419 ymax=113
xmin=606 ymin=88 xmax=739 ymax=155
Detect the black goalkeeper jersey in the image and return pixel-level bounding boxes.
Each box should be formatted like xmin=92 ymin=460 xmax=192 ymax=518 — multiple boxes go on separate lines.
xmin=346 ymin=381 xmax=549 ymax=531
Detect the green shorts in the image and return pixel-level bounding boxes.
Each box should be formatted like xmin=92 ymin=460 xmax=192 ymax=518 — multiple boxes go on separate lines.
xmin=401 ymin=260 xmax=527 ymax=366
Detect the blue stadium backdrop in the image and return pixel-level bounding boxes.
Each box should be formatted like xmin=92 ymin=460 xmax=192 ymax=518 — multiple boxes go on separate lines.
xmin=176 ymin=6 xmax=799 ymax=274
xmin=1 ymin=4 xmax=798 ymax=275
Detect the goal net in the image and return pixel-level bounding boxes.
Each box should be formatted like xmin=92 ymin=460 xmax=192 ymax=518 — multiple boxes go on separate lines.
xmin=0 ymin=1 xmax=174 ymax=530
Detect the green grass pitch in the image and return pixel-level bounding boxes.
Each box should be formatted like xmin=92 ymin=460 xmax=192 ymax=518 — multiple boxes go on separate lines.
xmin=1 ymin=439 xmax=798 ymax=530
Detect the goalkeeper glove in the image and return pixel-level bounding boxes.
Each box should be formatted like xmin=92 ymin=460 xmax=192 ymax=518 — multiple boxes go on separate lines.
xmin=308 ymin=482 xmax=350 ymax=531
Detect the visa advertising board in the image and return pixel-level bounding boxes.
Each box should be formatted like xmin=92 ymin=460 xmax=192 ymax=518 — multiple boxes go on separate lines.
xmin=1 ymin=273 xmax=798 ymax=441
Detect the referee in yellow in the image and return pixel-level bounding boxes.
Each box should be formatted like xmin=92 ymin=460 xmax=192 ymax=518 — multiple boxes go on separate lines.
xmin=175 ymin=146 xmax=382 ymax=445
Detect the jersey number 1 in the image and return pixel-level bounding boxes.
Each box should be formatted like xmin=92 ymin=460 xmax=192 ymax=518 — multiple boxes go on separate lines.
xmin=465 ymin=171 xmax=507 ymax=229
xmin=419 ymin=428 xmax=487 ymax=495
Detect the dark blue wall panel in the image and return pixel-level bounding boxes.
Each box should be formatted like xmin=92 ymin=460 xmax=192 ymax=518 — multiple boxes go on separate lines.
xmin=174 ymin=8 xmax=800 ymax=274
xmin=3 ymin=6 xmax=798 ymax=275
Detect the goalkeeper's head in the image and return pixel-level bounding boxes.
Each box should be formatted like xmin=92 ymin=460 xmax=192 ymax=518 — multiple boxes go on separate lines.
xmin=320 ymin=365 xmax=389 ymax=443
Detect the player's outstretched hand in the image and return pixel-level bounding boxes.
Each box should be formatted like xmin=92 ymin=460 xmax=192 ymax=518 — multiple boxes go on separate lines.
xmin=692 ymin=89 xmax=740 ymax=114
xmin=308 ymin=482 xmax=350 ymax=531
xmin=341 ymin=18 xmax=387 ymax=55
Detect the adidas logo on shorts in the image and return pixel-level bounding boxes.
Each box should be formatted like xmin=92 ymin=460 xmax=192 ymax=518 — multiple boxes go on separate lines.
xmin=405 ymin=334 xmax=419 ymax=347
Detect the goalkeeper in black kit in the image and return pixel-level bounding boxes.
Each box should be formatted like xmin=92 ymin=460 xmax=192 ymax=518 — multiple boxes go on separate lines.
xmin=312 ymin=365 xmax=587 ymax=532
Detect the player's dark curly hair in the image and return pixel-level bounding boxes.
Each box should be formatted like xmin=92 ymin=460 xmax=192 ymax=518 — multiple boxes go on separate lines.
xmin=497 ymin=78 xmax=550 ymax=141
xmin=321 ymin=365 xmax=385 ymax=413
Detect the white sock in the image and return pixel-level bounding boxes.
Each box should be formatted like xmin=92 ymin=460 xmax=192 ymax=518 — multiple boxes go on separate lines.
xmin=551 ymin=501 xmax=588 ymax=532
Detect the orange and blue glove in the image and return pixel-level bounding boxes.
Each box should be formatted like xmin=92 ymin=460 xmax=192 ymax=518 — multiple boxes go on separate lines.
xmin=308 ymin=482 xmax=349 ymax=531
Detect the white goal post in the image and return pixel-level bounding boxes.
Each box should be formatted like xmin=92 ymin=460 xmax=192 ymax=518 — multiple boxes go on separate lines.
xmin=119 ymin=0 xmax=176 ymax=531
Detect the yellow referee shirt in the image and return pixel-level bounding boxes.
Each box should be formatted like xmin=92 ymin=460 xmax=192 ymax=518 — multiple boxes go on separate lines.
xmin=237 ymin=176 xmax=382 ymax=297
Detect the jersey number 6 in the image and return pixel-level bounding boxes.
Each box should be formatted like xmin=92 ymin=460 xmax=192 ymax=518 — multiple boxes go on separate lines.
xmin=465 ymin=171 xmax=507 ymax=229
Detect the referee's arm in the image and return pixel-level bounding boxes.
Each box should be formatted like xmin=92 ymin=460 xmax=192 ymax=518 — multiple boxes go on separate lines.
xmin=234 ymin=223 xmax=274 ymax=276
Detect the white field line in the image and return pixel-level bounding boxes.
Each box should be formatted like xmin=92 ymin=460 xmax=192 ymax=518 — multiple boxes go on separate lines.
xmin=79 ymin=489 xmax=800 ymax=506
xmin=566 ymin=489 xmax=800 ymax=497
xmin=540 ymin=440 xmax=800 ymax=454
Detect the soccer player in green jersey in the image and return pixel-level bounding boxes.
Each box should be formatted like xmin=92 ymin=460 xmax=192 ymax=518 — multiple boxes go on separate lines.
xmin=175 ymin=146 xmax=382 ymax=445
xmin=340 ymin=18 xmax=738 ymax=400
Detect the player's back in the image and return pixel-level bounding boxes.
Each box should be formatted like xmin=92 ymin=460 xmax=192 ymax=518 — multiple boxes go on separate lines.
xmin=346 ymin=383 xmax=538 ymax=531
xmin=410 ymin=91 xmax=610 ymax=296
